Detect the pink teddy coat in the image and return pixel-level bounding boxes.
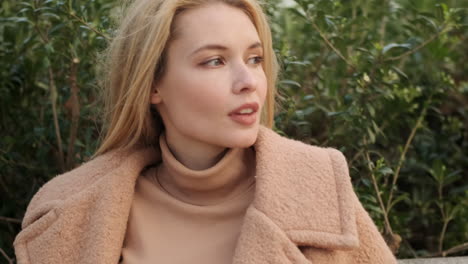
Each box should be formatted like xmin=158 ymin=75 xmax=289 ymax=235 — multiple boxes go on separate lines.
xmin=14 ymin=125 xmax=397 ymax=264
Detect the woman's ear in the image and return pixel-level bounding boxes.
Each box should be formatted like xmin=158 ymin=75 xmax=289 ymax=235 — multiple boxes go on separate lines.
xmin=150 ymin=86 xmax=163 ymax=104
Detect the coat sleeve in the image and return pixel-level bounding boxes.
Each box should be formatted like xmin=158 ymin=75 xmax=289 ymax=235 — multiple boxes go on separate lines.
xmin=328 ymin=148 xmax=397 ymax=264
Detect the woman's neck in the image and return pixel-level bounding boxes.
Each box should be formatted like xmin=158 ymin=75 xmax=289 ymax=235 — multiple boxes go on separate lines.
xmin=164 ymin=130 xmax=229 ymax=170
xmin=156 ymin=132 xmax=256 ymax=205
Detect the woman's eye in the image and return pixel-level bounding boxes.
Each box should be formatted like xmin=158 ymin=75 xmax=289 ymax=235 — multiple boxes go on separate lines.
xmin=248 ymin=56 xmax=264 ymax=65
xmin=202 ymin=58 xmax=224 ymax=67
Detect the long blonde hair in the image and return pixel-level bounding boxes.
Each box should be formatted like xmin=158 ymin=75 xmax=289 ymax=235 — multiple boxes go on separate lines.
xmin=95 ymin=0 xmax=279 ymax=156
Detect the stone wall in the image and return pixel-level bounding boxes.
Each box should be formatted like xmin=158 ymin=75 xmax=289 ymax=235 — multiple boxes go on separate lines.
xmin=398 ymin=257 xmax=468 ymax=264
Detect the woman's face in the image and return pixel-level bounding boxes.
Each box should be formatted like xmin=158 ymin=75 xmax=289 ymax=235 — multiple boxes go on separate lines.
xmin=151 ymin=3 xmax=267 ymax=150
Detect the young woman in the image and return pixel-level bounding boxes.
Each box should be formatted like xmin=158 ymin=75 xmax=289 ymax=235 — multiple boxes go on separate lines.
xmin=14 ymin=0 xmax=397 ymax=263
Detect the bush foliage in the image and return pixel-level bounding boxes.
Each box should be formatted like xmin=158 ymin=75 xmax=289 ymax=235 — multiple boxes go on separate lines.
xmin=1 ymin=0 xmax=467 ymax=261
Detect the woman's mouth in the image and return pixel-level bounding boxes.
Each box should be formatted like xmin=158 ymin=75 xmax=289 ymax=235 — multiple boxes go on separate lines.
xmin=228 ymin=102 xmax=259 ymax=126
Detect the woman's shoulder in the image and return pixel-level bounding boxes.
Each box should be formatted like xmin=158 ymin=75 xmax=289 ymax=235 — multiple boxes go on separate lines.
xmin=21 ymin=147 xmax=158 ymax=228
xmin=20 ymin=151 xmax=117 ymax=227
xmin=257 ymin=126 xmax=352 ymax=205
xmin=258 ymin=125 xmax=348 ymax=169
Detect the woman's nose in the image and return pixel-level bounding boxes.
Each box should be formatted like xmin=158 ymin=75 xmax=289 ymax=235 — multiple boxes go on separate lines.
xmin=231 ymin=62 xmax=258 ymax=94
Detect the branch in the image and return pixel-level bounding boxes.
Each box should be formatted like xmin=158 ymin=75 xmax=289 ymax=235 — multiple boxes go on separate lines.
xmin=364 ymin=149 xmax=393 ymax=235
xmin=386 ymin=103 xmax=429 ymax=212
xmin=348 ymin=149 xmax=364 ymax=168
xmin=364 ymin=148 xmax=402 ymax=254
xmin=428 ymin=242 xmax=468 ymax=257
xmin=439 ymin=217 xmax=451 ymax=254
xmin=0 ymin=216 xmax=22 ymax=224
xmin=0 ymin=152 xmax=40 ymax=171
xmin=49 ymin=67 xmax=66 ymax=172
xmin=379 ymin=0 xmax=389 ymax=47
xmin=385 ymin=25 xmax=448 ymax=61
xmin=442 ymin=242 xmax=468 ymax=256
xmin=69 ymin=12 xmax=110 ymax=40
xmin=0 ymin=248 xmax=13 ymax=264
xmin=305 ymin=14 xmax=356 ymax=69
xmin=402 ymin=238 xmax=419 ymax=258
xmin=65 ymin=58 xmax=80 ymax=170
xmin=31 ymin=2 xmax=65 ymax=171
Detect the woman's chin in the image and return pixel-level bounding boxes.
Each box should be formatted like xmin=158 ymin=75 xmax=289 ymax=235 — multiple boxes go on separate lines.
xmin=225 ymin=127 xmax=259 ymax=148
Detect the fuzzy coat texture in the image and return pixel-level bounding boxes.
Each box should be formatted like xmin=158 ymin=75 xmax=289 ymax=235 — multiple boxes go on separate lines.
xmin=14 ymin=125 xmax=397 ymax=264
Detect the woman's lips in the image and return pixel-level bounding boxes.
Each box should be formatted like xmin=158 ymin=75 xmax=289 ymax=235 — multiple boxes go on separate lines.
xmin=228 ymin=102 xmax=259 ymax=126
xmin=229 ymin=111 xmax=257 ymax=126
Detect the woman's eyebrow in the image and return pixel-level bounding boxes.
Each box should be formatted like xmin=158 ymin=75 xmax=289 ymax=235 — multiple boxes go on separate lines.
xmin=247 ymin=42 xmax=262 ymax=50
xmin=189 ymin=42 xmax=262 ymax=57
xmin=190 ymin=44 xmax=227 ymax=57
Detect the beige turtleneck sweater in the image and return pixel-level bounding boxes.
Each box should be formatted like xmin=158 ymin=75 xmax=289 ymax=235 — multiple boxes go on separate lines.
xmin=120 ymin=133 xmax=256 ymax=264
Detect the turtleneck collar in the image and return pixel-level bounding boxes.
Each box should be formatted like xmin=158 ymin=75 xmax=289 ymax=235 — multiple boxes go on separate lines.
xmin=156 ymin=132 xmax=256 ymax=206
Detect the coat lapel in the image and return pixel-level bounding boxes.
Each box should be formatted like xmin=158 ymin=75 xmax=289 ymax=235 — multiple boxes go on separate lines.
xmin=232 ymin=126 xmax=358 ymax=263
xmin=15 ymin=126 xmax=358 ymax=264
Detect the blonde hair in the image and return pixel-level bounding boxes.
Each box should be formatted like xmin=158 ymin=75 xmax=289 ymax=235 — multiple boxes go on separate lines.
xmin=95 ymin=0 xmax=279 ymax=156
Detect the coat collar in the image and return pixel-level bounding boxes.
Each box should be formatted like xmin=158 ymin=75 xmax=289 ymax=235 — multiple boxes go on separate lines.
xmin=231 ymin=126 xmax=359 ymax=263
xmin=15 ymin=125 xmax=358 ymax=264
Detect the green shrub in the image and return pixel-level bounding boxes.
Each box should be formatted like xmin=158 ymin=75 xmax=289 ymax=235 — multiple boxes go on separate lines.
xmin=1 ymin=0 xmax=466 ymax=261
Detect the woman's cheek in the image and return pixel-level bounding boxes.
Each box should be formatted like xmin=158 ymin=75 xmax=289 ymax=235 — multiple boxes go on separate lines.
xmin=258 ymin=76 xmax=268 ymax=102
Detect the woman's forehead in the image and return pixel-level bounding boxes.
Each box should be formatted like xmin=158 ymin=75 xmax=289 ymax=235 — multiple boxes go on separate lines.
xmin=170 ymin=3 xmax=260 ymax=48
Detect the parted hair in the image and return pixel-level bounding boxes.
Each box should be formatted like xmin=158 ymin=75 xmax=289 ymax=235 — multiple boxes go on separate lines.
xmin=95 ymin=0 xmax=279 ymax=156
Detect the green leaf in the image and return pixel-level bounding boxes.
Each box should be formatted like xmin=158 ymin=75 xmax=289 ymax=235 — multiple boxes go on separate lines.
xmin=416 ymin=15 xmax=439 ymax=32
xmin=366 ymin=104 xmax=375 ymax=117
xmin=280 ymin=79 xmax=301 ymax=88
xmin=45 ymin=43 xmax=55 ymax=54
xmin=378 ymin=167 xmax=394 ymax=176
xmin=35 ymin=81 xmax=49 ymax=91
xmin=443 ymin=170 xmax=462 ymax=186
xmin=391 ymin=66 xmax=408 ymax=80
xmin=367 ymin=127 xmax=375 ymax=143
xmin=288 ymin=7 xmax=307 ymax=20
xmin=327 ymin=111 xmax=346 ymax=117
xmin=41 ymin=12 xmax=61 ymax=20
xmin=7 ymin=17 xmax=30 ymax=24
xmin=382 ymin=43 xmax=411 ymax=54
xmin=43 ymin=56 xmax=50 ymax=68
